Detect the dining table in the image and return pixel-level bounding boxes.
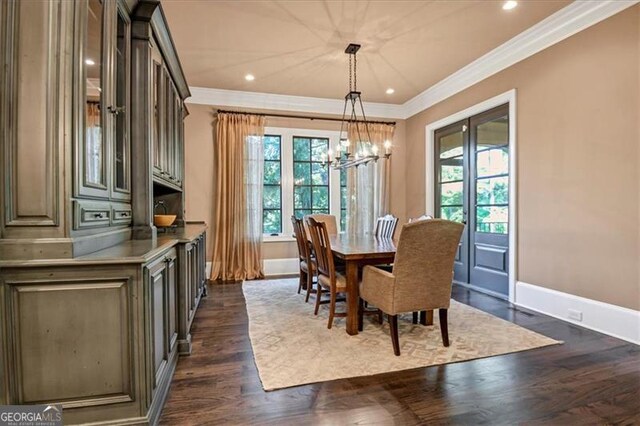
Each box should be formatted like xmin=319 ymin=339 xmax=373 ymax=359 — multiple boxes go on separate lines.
xmin=329 ymin=234 xmax=399 ymax=335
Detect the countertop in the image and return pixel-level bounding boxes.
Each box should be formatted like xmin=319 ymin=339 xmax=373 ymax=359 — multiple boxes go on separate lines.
xmin=0 ymin=224 xmax=207 ymax=268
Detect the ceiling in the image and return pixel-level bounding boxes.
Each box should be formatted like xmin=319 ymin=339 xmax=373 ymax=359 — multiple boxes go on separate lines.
xmin=161 ymin=0 xmax=570 ymax=104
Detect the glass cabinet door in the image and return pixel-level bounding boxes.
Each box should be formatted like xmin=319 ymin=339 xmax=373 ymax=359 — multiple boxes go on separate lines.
xmin=79 ymin=0 xmax=110 ymax=198
xmin=112 ymin=4 xmax=131 ymax=199
xmin=153 ymin=61 xmax=163 ymax=176
xmin=164 ymin=71 xmax=174 ymax=181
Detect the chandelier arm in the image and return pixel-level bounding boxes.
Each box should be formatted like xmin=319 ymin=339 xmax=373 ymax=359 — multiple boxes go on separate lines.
xmin=357 ymin=95 xmax=375 ymax=149
xmin=338 ymin=98 xmax=348 ymax=152
xmin=350 ymin=97 xmax=364 ymax=151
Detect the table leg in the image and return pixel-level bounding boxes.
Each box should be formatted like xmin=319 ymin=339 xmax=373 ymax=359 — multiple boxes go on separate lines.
xmin=345 ymin=260 xmax=359 ymax=335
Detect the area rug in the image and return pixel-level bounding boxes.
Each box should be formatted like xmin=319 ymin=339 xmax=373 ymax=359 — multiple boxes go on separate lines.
xmin=243 ymin=279 xmax=560 ymax=391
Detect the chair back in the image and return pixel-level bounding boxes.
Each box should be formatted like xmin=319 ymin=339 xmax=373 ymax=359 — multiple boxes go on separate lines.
xmin=291 ymin=216 xmax=311 ymax=263
xmin=408 ymin=214 xmax=433 ymax=223
xmin=305 ymin=217 xmax=336 ymax=282
xmin=303 ymin=214 xmax=338 ymax=238
xmin=374 ymin=214 xmax=398 ymax=238
xmin=392 ymin=219 xmax=464 ymax=311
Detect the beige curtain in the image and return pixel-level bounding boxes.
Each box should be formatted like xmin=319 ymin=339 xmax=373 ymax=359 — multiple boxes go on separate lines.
xmin=346 ymin=123 xmax=395 ymax=236
xmin=211 ymin=113 xmax=266 ymax=281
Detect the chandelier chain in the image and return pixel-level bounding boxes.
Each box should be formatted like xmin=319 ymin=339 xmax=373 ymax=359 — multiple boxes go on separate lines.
xmin=348 ymin=53 xmax=352 ymax=92
xmin=354 ymin=52 xmax=357 ymax=91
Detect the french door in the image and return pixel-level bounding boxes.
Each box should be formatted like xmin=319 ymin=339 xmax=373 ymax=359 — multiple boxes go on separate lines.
xmin=435 ymin=104 xmax=510 ymax=298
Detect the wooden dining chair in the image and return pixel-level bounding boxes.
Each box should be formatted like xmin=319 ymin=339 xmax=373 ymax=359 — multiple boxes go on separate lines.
xmin=306 ymin=217 xmax=348 ymax=329
xmin=303 ymin=213 xmax=338 ymax=238
xmin=359 ymin=219 xmax=464 ymax=355
xmin=374 ymin=214 xmax=399 ymax=239
xmin=291 ymin=216 xmax=316 ymax=302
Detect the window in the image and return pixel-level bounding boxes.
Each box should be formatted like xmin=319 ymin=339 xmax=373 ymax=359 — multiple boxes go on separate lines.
xmin=262 ymin=135 xmax=282 ymax=234
xmin=262 ymin=127 xmax=343 ymax=239
xmin=293 ymin=137 xmax=329 ymax=219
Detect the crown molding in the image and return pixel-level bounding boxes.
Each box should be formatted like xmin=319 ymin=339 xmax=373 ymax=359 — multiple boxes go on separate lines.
xmin=186 ymin=0 xmax=638 ymax=121
xmin=401 ymin=0 xmax=639 ymax=118
xmin=186 ymin=86 xmax=405 ymax=119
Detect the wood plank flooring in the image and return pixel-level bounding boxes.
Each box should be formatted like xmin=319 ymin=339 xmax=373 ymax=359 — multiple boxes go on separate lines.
xmin=160 ymin=280 xmax=640 ymax=425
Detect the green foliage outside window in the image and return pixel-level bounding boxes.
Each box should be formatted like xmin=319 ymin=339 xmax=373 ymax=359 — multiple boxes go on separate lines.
xmin=293 ymin=137 xmax=329 ymax=219
xmin=263 ymin=135 xmax=282 ymax=234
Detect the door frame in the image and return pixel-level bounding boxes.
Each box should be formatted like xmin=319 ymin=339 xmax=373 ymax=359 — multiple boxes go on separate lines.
xmin=425 ymin=89 xmax=517 ymax=303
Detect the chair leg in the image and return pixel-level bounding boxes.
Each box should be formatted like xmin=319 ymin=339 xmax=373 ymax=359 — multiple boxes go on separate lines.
xmin=378 ymin=309 xmax=383 ymax=325
xmin=439 ymin=308 xmax=449 ymax=347
xmin=358 ymin=298 xmax=364 ymax=332
xmin=297 ymin=270 xmax=305 ymax=294
xmin=304 ymin=271 xmax=313 ymax=303
xmin=389 ymin=314 xmax=400 ymax=356
xmin=327 ymin=288 xmax=337 ymax=329
xmin=412 ymin=312 xmax=418 ymax=324
xmin=419 ymin=310 xmax=434 ymax=326
xmin=314 ymin=284 xmax=322 ymax=315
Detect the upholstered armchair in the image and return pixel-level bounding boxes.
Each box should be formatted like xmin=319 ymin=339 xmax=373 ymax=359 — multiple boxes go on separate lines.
xmin=359 ymin=219 xmax=464 ymax=356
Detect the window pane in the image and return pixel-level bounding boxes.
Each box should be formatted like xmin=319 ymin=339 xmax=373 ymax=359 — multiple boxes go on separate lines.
xmin=476 ymin=206 xmax=508 ymax=234
xmin=312 ymin=187 xmax=329 ymax=209
xmin=293 ymin=162 xmax=310 ymax=185
xmin=264 ymin=161 xmax=281 ymax=185
xmin=294 ymin=209 xmax=312 ymax=219
xmin=294 ymin=186 xmax=311 ymax=209
xmin=439 ymin=131 xmax=463 ymax=159
xmin=311 ymin=138 xmax=328 ymax=162
xmin=477 ymin=147 xmax=508 ymax=178
xmin=311 ymin=162 xmax=328 ymax=185
xmin=440 ymin=181 xmax=463 ymax=206
xmin=477 ymin=176 xmax=508 ymax=206
xmin=263 ymin=186 xmax=281 ymax=209
xmin=441 ymin=206 xmax=463 ymax=223
xmin=340 ymin=169 xmax=347 ymax=187
xmin=476 ymin=115 xmax=508 ymax=150
xmin=264 ymin=136 xmax=280 ymax=160
xmin=340 ymin=186 xmax=347 ymax=209
xmin=340 ymin=209 xmax=347 ymax=231
xmin=263 ymin=210 xmax=281 ymax=234
xmin=313 ymin=209 xmax=329 ymax=215
xmin=440 ymin=157 xmax=463 ymax=182
xmin=293 ymin=137 xmax=310 ymax=161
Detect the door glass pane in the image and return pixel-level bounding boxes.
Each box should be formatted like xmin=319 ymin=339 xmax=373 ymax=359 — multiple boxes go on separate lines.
xmin=476 ymin=176 xmax=509 ymax=205
xmin=476 ymin=206 xmax=508 ymax=234
xmin=441 ymin=206 xmax=464 ymax=223
xmin=85 ymin=0 xmax=104 ymax=186
xmin=115 ymin=10 xmax=129 ymax=191
xmin=440 ymin=181 xmax=463 ymax=206
xmin=439 ymin=157 xmax=463 ymax=182
xmin=477 ymin=147 xmax=508 ymax=177
xmin=153 ymin=63 xmax=162 ymax=169
xmin=439 ymin=131 xmax=463 ymax=159
xmin=476 ymin=115 xmax=508 ymax=150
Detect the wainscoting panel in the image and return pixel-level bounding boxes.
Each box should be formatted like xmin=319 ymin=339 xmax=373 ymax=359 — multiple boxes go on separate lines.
xmin=263 ymin=258 xmax=299 ymax=277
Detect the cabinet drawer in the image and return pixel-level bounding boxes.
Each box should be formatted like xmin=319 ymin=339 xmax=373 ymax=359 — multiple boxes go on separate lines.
xmin=73 ymin=200 xmax=111 ymax=229
xmin=112 ymin=205 xmax=132 ymax=226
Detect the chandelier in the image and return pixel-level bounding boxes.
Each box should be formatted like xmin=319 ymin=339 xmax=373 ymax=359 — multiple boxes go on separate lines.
xmin=323 ymin=43 xmax=392 ymax=170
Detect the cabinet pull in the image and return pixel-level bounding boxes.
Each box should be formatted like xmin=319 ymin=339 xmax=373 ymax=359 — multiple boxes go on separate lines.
xmin=93 ymin=212 xmax=105 ymax=219
xmin=120 ymin=212 xmax=130 ymax=217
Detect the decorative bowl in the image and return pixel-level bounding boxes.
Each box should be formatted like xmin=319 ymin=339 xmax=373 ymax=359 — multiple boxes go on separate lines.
xmin=154 ymin=214 xmax=177 ymax=227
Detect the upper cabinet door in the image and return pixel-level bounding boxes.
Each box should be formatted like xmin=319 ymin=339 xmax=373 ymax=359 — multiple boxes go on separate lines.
xmin=111 ymin=3 xmax=131 ymax=201
xmin=75 ymin=0 xmax=111 ymax=199
xmin=75 ymin=0 xmax=131 ymax=201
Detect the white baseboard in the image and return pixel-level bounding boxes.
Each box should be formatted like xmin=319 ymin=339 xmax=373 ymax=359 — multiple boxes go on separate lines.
xmin=263 ymin=258 xmax=299 ymax=277
xmin=515 ymin=281 xmax=640 ymax=345
xmin=205 ymin=262 xmax=212 ymax=280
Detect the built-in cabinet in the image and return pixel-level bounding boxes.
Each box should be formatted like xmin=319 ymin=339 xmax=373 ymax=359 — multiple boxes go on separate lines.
xmin=0 ymin=0 xmax=205 ymax=424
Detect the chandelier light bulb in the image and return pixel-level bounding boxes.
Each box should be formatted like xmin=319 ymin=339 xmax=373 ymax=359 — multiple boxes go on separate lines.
xmin=371 ymin=145 xmax=379 ymax=155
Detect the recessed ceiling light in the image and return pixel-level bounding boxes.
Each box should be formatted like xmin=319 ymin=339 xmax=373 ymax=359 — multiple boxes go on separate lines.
xmin=245 ymin=74 xmax=255 ymax=81
xmin=85 ymin=58 xmax=95 ymax=66
xmin=386 ymin=88 xmax=395 ymax=95
xmin=502 ymin=1 xmax=517 ymax=10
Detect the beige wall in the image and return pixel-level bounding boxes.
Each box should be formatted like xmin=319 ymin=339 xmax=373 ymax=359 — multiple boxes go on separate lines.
xmin=405 ymin=6 xmax=640 ymax=310
xmin=183 ymin=105 xmax=407 ymax=260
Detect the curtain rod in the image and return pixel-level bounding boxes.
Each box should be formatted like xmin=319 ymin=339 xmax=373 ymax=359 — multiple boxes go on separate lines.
xmin=215 ymin=109 xmax=396 ymax=126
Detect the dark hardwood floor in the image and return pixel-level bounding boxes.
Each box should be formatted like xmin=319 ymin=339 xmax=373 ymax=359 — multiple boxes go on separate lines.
xmin=160 ymin=280 xmax=640 ymax=425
